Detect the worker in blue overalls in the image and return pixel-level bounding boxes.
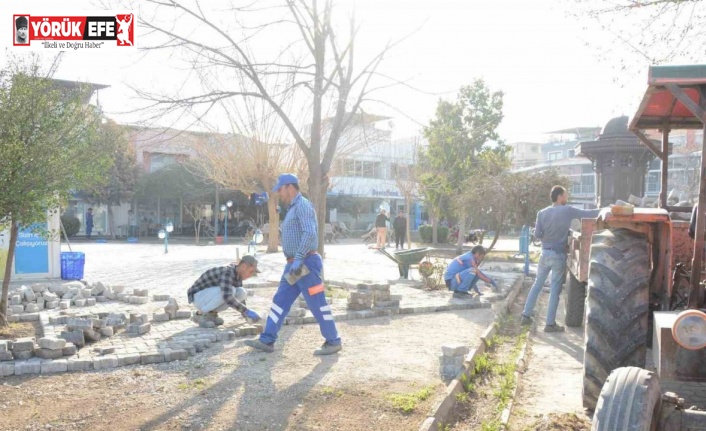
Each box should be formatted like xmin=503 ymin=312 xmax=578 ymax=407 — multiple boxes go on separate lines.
xmin=444 ymin=245 xmax=498 ymax=298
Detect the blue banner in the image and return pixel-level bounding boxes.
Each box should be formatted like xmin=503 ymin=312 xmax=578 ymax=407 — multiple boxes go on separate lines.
xmin=14 ymin=224 xmax=49 ymax=274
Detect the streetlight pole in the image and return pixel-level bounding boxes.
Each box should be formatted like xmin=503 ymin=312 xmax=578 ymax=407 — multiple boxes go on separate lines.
xmin=221 ymin=200 xmax=233 ymax=244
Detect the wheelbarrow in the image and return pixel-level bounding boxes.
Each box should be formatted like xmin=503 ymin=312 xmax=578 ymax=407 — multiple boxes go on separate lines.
xmin=379 ymin=247 xmax=432 ymax=279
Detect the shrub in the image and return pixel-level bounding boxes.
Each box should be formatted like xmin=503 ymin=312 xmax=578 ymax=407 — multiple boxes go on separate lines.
xmin=419 ymin=225 xmax=449 ymax=243
xmin=60 ymin=214 xmax=80 ymax=237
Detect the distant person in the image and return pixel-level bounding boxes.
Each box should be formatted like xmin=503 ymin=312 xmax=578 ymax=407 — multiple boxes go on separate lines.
xmin=85 ymin=208 xmax=94 ymax=239
xmin=15 ymin=16 xmax=28 ymax=44
xmin=393 ymin=210 xmax=407 ymax=249
xmin=375 ymin=208 xmax=389 ymax=248
xmin=520 ymin=186 xmax=600 ymax=333
xmin=187 ymin=255 xmax=261 ymax=327
xmin=128 ymin=210 xmax=137 ymax=238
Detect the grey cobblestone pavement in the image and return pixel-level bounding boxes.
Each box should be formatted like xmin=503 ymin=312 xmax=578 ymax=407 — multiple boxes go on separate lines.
xmin=2 ymin=239 xmax=524 ymax=377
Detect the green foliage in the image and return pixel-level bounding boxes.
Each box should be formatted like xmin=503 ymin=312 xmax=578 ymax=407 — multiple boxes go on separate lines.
xmin=419 ymin=225 xmax=449 ymax=243
xmin=387 ymin=386 xmax=434 ymax=413
xmin=0 ymin=55 xmax=108 ymax=229
xmin=135 ymin=163 xmax=212 ymax=201
xmin=60 ymin=214 xmax=80 ymax=237
xmin=474 ymin=353 xmax=492 ymax=375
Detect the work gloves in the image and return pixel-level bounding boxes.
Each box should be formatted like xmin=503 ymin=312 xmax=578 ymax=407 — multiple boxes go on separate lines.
xmin=291 ymin=258 xmax=304 ymax=275
xmin=244 ymin=309 xmax=260 ymax=322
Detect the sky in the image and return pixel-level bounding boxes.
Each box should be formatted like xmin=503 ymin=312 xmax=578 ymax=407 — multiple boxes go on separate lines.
xmin=0 ymin=0 xmax=697 ymax=143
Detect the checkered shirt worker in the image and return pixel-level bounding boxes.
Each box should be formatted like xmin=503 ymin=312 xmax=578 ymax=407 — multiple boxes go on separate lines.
xmin=245 ymin=173 xmax=342 ymax=355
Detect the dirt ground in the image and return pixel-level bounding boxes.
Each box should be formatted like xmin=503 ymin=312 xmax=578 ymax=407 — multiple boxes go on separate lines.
xmin=506 ymin=279 xmax=592 ymax=431
xmin=0 ymin=309 xmax=494 ymax=431
xmin=0 ymin=321 xmax=39 ymax=340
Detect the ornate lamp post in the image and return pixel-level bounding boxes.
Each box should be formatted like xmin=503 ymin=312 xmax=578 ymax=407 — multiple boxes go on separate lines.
xmin=158 ymin=221 xmax=174 ymax=254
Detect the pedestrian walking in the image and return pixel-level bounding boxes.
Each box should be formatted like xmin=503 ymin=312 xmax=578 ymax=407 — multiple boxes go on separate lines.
xmin=187 ymin=255 xmax=261 ymax=327
xmin=520 ymin=185 xmax=600 ymax=332
xmin=85 ymin=208 xmax=94 ymax=239
xmin=375 ymin=208 xmax=390 ymax=249
xmin=245 ymin=173 xmax=342 ymax=355
xmin=393 ymin=210 xmax=407 ymax=249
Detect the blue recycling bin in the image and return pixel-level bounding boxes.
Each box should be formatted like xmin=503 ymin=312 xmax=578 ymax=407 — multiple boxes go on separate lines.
xmin=60 ymin=252 xmax=85 ymax=280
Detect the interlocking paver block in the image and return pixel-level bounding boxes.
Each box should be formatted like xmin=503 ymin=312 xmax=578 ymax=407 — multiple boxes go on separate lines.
xmin=442 ymin=343 xmax=469 ymax=357
xmin=153 ymin=313 xmax=169 ymax=322
xmin=62 ymin=343 xmax=77 ymax=356
xmin=0 ymin=351 xmax=13 ymax=361
xmin=93 ymin=355 xmax=119 ymax=370
xmin=67 ymin=358 xmax=93 ymax=372
xmin=140 ymin=352 xmax=165 ymax=364
xmin=175 ymin=310 xmax=192 ymax=319
xmin=11 ymin=338 xmax=35 ymax=352
xmin=0 ymin=341 xmax=7 ymax=352
xmin=34 ymin=348 xmax=63 ymax=359
xmin=60 ymin=330 xmax=86 ymax=348
xmin=0 ymin=362 xmax=14 ymax=376
xmin=13 ymin=350 xmax=32 ymax=360
xmin=38 ymin=337 xmax=67 ymax=350
xmin=117 ymin=353 xmax=141 ymax=367
xmin=14 ymin=358 xmax=42 ymax=375
xmin=41 ymin=360 xmax=68 ymax=374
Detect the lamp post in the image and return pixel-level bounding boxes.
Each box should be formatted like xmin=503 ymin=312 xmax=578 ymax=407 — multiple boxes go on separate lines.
xmin=158 ymin=221 xmax=174 ymax=254
xmin=221 ymin=200 xmax=233 ymax=243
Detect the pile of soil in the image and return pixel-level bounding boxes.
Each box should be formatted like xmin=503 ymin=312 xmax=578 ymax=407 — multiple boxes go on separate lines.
xmin=530 ymin=413 xmax=591 ymax=431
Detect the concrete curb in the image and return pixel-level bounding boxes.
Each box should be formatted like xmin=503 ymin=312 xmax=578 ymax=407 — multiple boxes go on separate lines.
xmin=418 ymin=274 xmax=526 ymax=431
xmin=499 ymin=324 xmax=532 ymax=429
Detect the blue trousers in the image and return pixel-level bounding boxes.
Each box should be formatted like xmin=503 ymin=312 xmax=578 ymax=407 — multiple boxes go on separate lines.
xmin=522 ymin=249 xmax=566 ymax=325
xmin=448 ymin=267 xmax=481 ymax=294
xmin=260 ymin=254 xmax=341 ymax=346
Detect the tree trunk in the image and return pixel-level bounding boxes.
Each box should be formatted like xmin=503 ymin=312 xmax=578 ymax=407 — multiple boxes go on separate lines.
xmin=406 ymin=195 xmax=412 ymax=250
xmin=307 ymin=168 xmax=327 ymax=256
xmin=431 ymin=213 xmax=438 ymax=244
xmin=266 ymin=193 xmax=280 ymax=253
xmin=0 ymin=220 xmax=19 ymax=326
xmin=194 ymin=218 xmax=200 ymax=245
xmin=456 ymin=211 xmax=465 ymax=254
xmin=107 ymin=204 xmax=117 ymax=240
xmin=485 ymin=215 xmax=504 ymax=252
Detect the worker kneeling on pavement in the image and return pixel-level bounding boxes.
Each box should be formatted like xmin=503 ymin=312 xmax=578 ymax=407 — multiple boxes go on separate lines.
xmin=444 ymin=245 xmax=497 ymax=298
xmin=187 ymin=255 xmax=262 ymax=327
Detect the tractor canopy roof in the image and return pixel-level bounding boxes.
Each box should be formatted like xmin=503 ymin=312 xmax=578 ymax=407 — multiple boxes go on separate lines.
xmin=629 ymin=65 xmax=706 ymax=131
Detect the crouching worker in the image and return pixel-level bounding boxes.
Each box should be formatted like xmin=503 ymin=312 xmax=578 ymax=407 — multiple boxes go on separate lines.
xmin=444 ymin=245 xmax=497 ymax=298
xmin=187 ymin=255 xmax=262 ymax=327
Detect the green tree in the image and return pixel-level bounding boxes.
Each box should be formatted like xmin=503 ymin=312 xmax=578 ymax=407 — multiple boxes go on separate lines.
xmin=420 ymin=79 xmax=506 ymax=249
xmin=80 ymin=121 xmax=140 ymax=239
xmin=0 ymin=55 xmax=108 ymax=325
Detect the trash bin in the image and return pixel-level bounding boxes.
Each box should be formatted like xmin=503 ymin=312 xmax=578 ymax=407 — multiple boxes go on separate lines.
xmin=60 ymin=252 xmax=85 ymax=280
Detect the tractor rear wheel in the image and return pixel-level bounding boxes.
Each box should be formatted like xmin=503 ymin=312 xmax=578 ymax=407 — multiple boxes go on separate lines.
xmin=592 ymin=366 xmax=661 ymax=431
xmin=564 ymin=271 xmax=585 ymax=327
xmin=583 ymin=229 xmax=650 ymax=411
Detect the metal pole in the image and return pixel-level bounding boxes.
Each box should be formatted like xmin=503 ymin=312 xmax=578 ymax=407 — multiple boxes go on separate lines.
xmin=688 ymin=85 xmax=706 ymax=309
xmin=660 ymin=125 xmax=669 ymax=208
xmin=224 ymin=211 xmax=228 ymax=244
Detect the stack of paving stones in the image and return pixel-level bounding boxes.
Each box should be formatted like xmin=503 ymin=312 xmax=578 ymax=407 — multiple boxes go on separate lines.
xmin=6 ymin=281 xmax=154 ymax=323
xmin=439 ymin=343 xmax=469 ymax=379
xmin=43 ymin=311 xmax=128 ymax=347
xmin=154 ymin=298 xmax=193 ymax=323
xmin=127 ymin=313 xmax=152 ymax=335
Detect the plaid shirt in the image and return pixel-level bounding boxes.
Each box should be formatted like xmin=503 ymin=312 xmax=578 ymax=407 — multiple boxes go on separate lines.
xmin=281 ymin=193 xmax=318 ymax=259
xmin=186 ymin=264 xmax=246 ymax=313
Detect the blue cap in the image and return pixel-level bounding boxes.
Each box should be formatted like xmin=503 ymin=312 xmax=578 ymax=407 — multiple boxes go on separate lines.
xmin=272 ymin=173 xmax=299 ymax=192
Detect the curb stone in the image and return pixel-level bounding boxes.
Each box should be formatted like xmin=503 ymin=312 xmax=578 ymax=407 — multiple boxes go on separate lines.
xmin=418 ymin=274 xmax=526 ymax=431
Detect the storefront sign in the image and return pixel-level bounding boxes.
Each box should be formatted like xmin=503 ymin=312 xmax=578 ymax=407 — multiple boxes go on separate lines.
xmin=371 ymin=189 xmax=400 ymax=197
xmin=14 ymin=224 xmax=49 ymax=274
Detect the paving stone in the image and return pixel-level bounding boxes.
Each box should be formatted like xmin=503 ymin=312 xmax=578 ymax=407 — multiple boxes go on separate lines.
xmin=140 ymin=351 xmax=165 ymax=364
xmin=59 ymin=300 xmax=71 ymax=309
xmin=60 ymin=330 xmax=86 ymax=348
xmin=104 ymin=291 xmax=116 ymax=300
xmin=90 ymin=283 xmax=106 ymax=296
xmin=14 ymin=358 xmax=42 ymax=375
xmin=67 ymin=318 xmax=93 ymax=331
xmin=133 ymin=288 xmax=149 ymax=297
xmin=93 ymin=347 xmax=115 ymax=355
xmin=84 ymin=329 xmax=102 ymax=342
xmin=12 ymin=338 xmax=35 ymax=352
xmin=0 ymin=351 xmax=13 ymax=361
xmin=34 ymin=348 xmax=64 ymax=359
xmin=153 ymin=294 xmax=171 ymax=301
xmin=130 ymin=313 xmax=149 ymax=324
xmin=112 ymin=285 xmax=124 ymax=294
xmin=62 ymin=292 xmax=74 ymax=301
xmin=116 ymin=293 xmax=130 ymax=302
xmin=93 ymin=355 xmax=119 ymax=370
xmin=153 ymin=313 xmax=169 ymax=322
xmin=163 ymin=349 xmax=188 ymax=362
xmin=31 ymin=284 xmax=47 ymax=293
xmin=117 ymin=353 xmax=141 ymax=367
xmin=129 ymin=296 xmax=149 ymax=304
xmin=19 ymin=313 xmax=39 ymax=322
xmin=42 ymin=292 xmax=58 ymax=301
xmin=67 ymin=358 xmax=93 ymax=372
xmin=13 ymin=350 xmax=33 ymax=360
xmin=62 ymin=281 xmax=84 ymax=289
xmin=41 ymin=359 xmax=68 ymax=373
xmin=127 ymin=323 xmax=151 ymax=335
xmin=91 ymin=318 xmax=106 ymax=328
xmin=95 ymin=296 xmax=108 ymax=303
xmin=99 ymin=327 xmax=114 ymax=337
xmin=24 ymin=290 xmax=37 ymax=302
xmin=175 ymin=310 xmax=192 ymax=319
xmin=62 ymin=343 xmax=77 ymax=356
xmin=38 ymin=337 xmax=67 ymax=350
xmin=10 ymin=295 xmax=21 ymax=305
xmin=85 ymin=298 xmax=96 ymax=306
xmin=45 ymin=300 xmax=59 ymax=309
xmin=74 ymin=299 xmax=86 ymax=307
xmin=0 ymin=341 xmax=7 ymax=352
xmin=442 ymin=343 xmax=469 ymax=357
xmin=0 ymin=362 xmax=14 ymax=376
xmin=9 ymin=305 xmax=24 ymax=314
